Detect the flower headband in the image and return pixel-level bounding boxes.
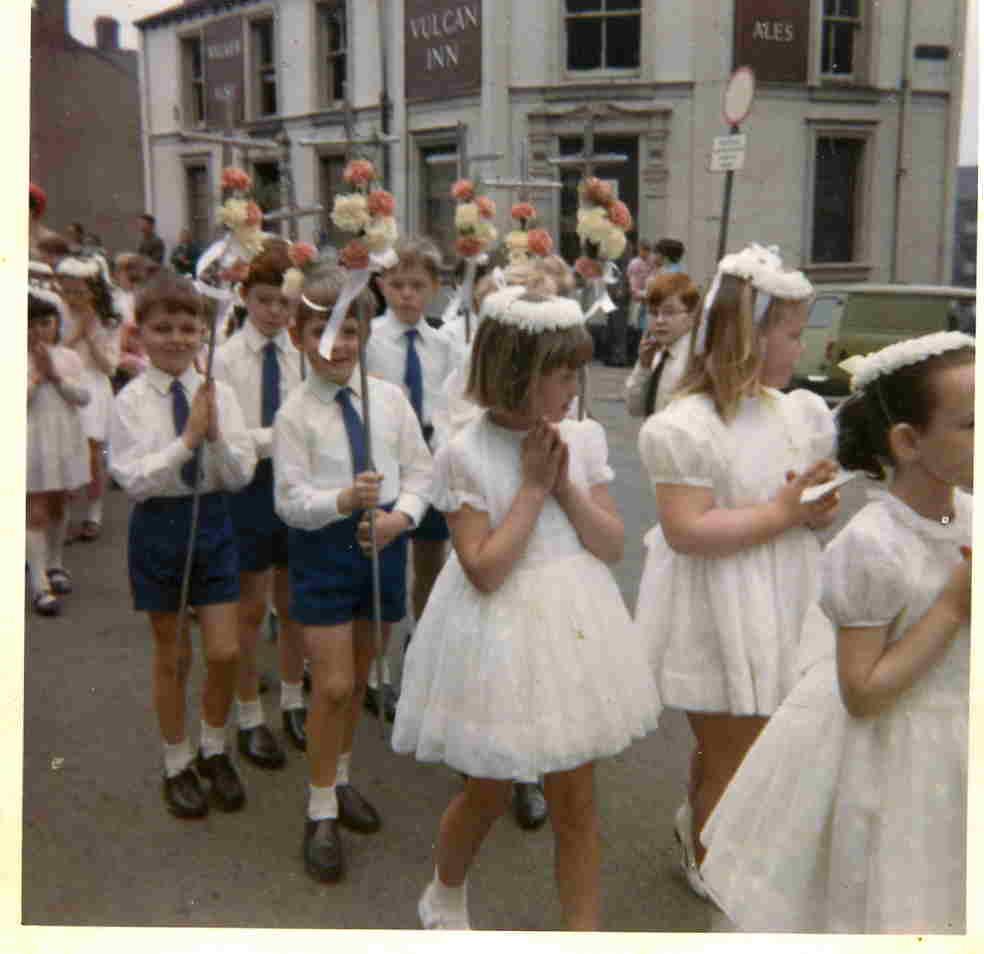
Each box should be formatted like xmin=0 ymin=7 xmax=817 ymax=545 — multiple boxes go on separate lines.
xmin=55 ymin=257 xmax=100 ymax=280
xmin=838 ymin=331 xmax=975 ymax=392
xmin=696 ymin=243 xmax=813 ymax=355
xmin=482 ymin=286 xmax=585 ymax=333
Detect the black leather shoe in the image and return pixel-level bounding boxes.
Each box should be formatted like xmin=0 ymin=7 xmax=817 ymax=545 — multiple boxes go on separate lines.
xmin=283 ymin=708 xmax=307 ymax=751
xmin=336 ymin=784 xmax=381 ymax=834
xmin=162 ymin=767 xmax=208 ymax=819
xmin=513 ymin=782 xmax=548 ymax=830
xmin=302 ymin=662 xmax=312 ymax=694
xmin=364 ymin=685 xmax=398 ymax=723
xmin=237 ymin=724 xmax=286 ymax=769
xmin=196 ymin=751 xmax=246 ymax=811
xmin=363 ymin=685 xmax=381 ymax=717
xmin=303 ymin=818 xmax=344 ymax=882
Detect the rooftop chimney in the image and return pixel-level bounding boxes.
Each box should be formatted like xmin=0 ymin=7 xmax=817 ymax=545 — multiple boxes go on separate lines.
xmin=94 ymin=16 xmax=119 ymax=51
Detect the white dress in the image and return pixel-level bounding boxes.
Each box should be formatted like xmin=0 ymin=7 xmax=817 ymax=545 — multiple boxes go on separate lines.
xmin=27 ymin=346 xmax=91 ymax=493
xmin=701 ymin=490 xmax=970 ymax=934
xmin=72 ymin=319 xmax=121 ymax=442
xmin=392 ymin=413 xmax=661 ymax=782
xmin=636 ymin=389 xmax=836 ymax=715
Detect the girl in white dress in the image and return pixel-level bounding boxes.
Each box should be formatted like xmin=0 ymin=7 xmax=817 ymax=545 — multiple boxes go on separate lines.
xmin=56 ymin=257 xmax=121 ymax=542
xmin=26 ymin=290 xmax=90 ymax=615
xmin=393 ymin=283 xmax=660 ymax=931
xmin=701 ymin=332 xmax=974 ymax=933
xmin=635 ymin=244 xmax=841 ymax=897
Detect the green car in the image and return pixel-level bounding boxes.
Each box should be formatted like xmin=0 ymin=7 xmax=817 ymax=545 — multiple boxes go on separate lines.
xmin=791 ymin=284 xmax=976 ymax=403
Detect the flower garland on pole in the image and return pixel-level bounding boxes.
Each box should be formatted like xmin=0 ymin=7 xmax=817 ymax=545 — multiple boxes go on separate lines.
xmin=320 ymin=158 xmax=399 ymax=358
xmin=574 ymin=176 xmax=633 ymax=319
xmin=448 ymin=178 xmax=499 ymax=341
xmin=504 ymin=199 xmax=554 ymax=267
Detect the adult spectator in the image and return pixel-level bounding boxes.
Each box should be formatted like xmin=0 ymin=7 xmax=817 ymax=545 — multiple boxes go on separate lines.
xmin=170 ymin=228 xmax=202 ymax=277
xmin=655 ymin=238 xmax=685 ymax=274
xmin=137 ymin=214 xmax=166 ymax=264
xmin=626 ymin=239 xmax=658 ymax=334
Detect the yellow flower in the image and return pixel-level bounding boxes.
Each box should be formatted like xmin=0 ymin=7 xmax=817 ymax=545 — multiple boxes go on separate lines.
xmin=455 ymin=202 xmax=480 ymax=231
xmin=331 ymin=194 xmax=371 ymax=233
xmin=219 ymin=198 xmax=249 ymax=230
xmin=506 ymin=230 xmax=529 ymax=252
xmin=576 ymin=207 xmax=610 ymax=244
xmin=602 ymin=228 xmax=627 ymax=260
xmin=475 ymin=221 xmax=498 ymax=244
xmin=364 ymin=215 xmax=399 ymax=252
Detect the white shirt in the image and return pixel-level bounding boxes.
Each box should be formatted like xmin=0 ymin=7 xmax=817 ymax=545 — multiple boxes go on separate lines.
xmin=273 ymin=368 xmax=433 ymax=532
xmin=624 ymin=334 xmax=692 ymax=417
xmin=365 ymin=310 xmax=453 ymax=453
xmin=109 ymin=364 xmax=257 ymax=501
xmin=212 ymin=320 xmax=303 ymax=459
xmin=437 ymin=310 xmax=479 ymax=375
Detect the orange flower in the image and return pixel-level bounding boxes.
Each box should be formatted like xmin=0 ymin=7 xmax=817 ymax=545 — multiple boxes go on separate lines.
xmin=244 ymin=201 xmax=263 ymax=227
xmin=511 ymin=202 xmax=537 ymax=223
xmin=583 ymin=177 xmax=614 ymax=207
xmin=526 ymin=228 xmax=554 ymax=258
xmin=367 ymin=189 xmax=396 ymax=217
xmin=456 ymin=236 xmax=484 ymax=258
xmin=219 ymin=260 xmax=250 ymax=284
xmin=608 ymin=200 xmax=633 ymax=231
xmin=476 ymin=196 xmax=496 ymax=219
xmin=575 ymin=256 xmax=603 ymax=281
xmin=340 ymin=239 xmax=370 ymax=270
xmin=288 ymin=242 xmax=317 ymax=268
xmin=221 ymin=167 xmax=252 ymax=192
xmin=451 ymin=179 xmax=475 ymax=201
xmin=343 ymin=159 xmax=376 ymax=187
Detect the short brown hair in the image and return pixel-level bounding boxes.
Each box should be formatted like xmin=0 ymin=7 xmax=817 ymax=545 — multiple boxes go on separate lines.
xmin=294 ymin=265 xmax=375 ymax=340
xmin=38 ymin=234 xmax=72 ymax=258
xmin=134 ymin=270 xmax=203 ymax=324
xmin=644 ymin=271 xmax=700 ymax=314
xmin=386 ymin=236 xmax=443 ymax=281
xmin=466 ymin=294 xmax=593 ymax=412
xmin=243 ymin=238 xmax=292 ymax=291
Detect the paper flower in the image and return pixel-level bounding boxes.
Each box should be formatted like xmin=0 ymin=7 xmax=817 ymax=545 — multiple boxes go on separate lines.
xmin=456 ymin=236 xmax=485 ymax=258
xmin=475 ymin=221 xmax=498 ymax=244
xmin=451 ymin=181 xmax=497 ymax=260
xmin=608 ymin=200 xmax=633 ymax=231
xmin=367 ymin=189 xmax=396 ymax=217
xmin=288 ymin=242 xmax=317 ymax=268
xmin=343 ymin=159 xmax=376 ymax=187
xmin=576 ymin=207 xmax=612 ymax=245
xmin=575 ymin=256 xmax=603 ymax=281
xmin=454 ymin=202 xmax=480 ymax=231
xmin=527 ymin=227 xmax=553 ymax=258
xmin=340 ymin=239 xmax=370 ymax=270
xmin=219 ymin=198 xmax=250 ymax=230
xmin=476 ymin=196 xmax=496 ymax=219
xmin=244 ymin=201 xmax=263 ymax=228
xmin=221 ymin=167 xmax=252 ymax=192
xmin=506 ymin=230 xmax=529 ymax=254
xmin=839 ymin=332 xmax=975 ymax=391
xmin=452 ymin=179 xmax=475 ymax=201
xmin=331 ymin=193 xmax=371 ymax=233
xmin=582 ymin=177 xmax=614 ymax=207
xmin=282 ymin=267 xmax=305 ymax=298
xmin=219 ymin=260 xmax=250 ymax=284
xmin=364 ymin=215 xmax=399 ymax=253
xmin=511 ymin=202 xmax=537 ymax=223
xmin=602 ymin=229 xmax=627 ymax=261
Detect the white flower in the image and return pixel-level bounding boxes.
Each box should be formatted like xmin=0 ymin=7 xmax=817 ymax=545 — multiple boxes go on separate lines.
xmin=576 ymin=207 xmax=611 ymax=244
xmin=281 ymin=267 xmax=305 ymax=299
xmin=455 ymin=202 xmax=480 ymax=231
xmin=363 ymin=215 xmax=399 ymax=252
xmin=331 ymin=194 xmax=370 ymax=233
xmin=475 ymin=221 xmax=498 ymax=244
xmin=839 ymin=331 xmax=975 ymax=391
xmin=219 ymin=198 xmax=249 ymax=230
xmin=506 ymin=230 xmax=528 ymax=253
xmin=508 ymin=249 xmax=529 ymax=266
xmin=602 ymin=228 xmax=627 ymax=261
xmin=237 ymin=226 xmax=266 ymax=258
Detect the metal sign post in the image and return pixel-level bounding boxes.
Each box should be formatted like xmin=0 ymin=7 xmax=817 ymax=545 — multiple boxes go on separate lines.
xmin=714 ymin=67 xmax=756 ymax=262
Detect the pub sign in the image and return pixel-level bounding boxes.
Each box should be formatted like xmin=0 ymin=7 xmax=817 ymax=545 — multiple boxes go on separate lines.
xmin=733 ymin=0 xmax=809 ymax=83
xmin=405 ymin=0 xmax=482 ymax=102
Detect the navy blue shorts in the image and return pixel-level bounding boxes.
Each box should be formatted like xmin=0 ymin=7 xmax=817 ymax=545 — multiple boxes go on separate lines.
xmin=128 ymin=493 xmax=240 ymax=613
xmin=288 ymin=506 xmax=408 ymax=627
xmin=410 ymin=504 xmax=450 ymax=542
xmin=228 ymin=459 xmax=289 ymax=573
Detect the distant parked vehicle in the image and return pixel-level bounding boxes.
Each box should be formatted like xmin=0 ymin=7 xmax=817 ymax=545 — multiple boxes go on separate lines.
xmin=791 ymin=284 xmax=976 ymax=402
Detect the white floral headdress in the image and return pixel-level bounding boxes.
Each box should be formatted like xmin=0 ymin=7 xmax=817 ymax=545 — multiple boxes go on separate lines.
xmin=55 ymin=257 xmax=100 ymax=280
xmin=696 ymin=243 xmax=813 ymax=354
xmin=483 ymin=286 xmax=585 ymax=333
xmin=839 ymin=331 xmax=975 ymax=392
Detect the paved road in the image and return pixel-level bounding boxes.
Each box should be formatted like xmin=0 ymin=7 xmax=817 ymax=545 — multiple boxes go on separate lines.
xmin=21 ymin=366 xmax=871 ymax=933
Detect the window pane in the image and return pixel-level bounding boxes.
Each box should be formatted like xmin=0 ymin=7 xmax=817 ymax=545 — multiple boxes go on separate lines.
xmin=812 ymin=137 xmax=863 ymax=263
xmin=829 ymin=22 xmax=854 ymax=73
xmin=254 ymin=21 xmax=273 ymax=65
xmin=607 ymin=0 xmax=641 ymax=10
xmin=840 ymin=0 xmax=860 ymax=16
xmin=606 ymin=15 xmax=640 ymax=68
xmin=333 ymin=54 xmax=347 ymax=101
xmin=567 ymin=19 xmax=602 ymax=70
xmin=261 ymin=77 xmax=277 ymax=115
xmin=824 ymin=0 xmax=837 ymax=14
xmin=567 ymin=0 xmax=602 ymax=12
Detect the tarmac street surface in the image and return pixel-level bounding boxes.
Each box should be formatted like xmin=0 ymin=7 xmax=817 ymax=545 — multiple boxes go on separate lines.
xmin=21 ymin=364 xmax=866 ymax=931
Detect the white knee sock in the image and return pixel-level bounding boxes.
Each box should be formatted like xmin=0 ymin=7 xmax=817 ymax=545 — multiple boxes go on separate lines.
xmin=280 ymin=680 xmax=304 ymax=711
xmin=163 ymin=737 xmax=193 ymax=778
xmin=46 ymin=512 xmax=68 ymax=570
xmin=236 ymin=697 xmax=265 ymax=730
xmin=86 ymin=497 xmax=103 ymax=525
xmin=26 ymin=529 xmax=49 ymax=595
xmin=308 ymin=783 xmax=338 ymax=820
xmin=200 ymin=720 xmax=227 ymax=758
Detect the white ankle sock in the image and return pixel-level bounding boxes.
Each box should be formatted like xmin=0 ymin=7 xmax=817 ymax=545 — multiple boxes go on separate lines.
xmin=200 ymin=720 xmax=226 ymax=758
xmin=236 ymin=697 xmax=264 ymax=730
xmin=280 ymin=680 xmax=304 ymax=711
xmin=26 ymin=529 xmax=49 ymax=594
xmin=163 ymin=737 xmax=193 ymax=778
xmin=86 ymin=497 xmax=103 ymax=525
xmin=46 ymin=512 xmax=68 ymax=570
xmin=430 ymin=868 xmax=467 ymax=907
xmin=308 ymin=783 xmax=338 ymax=821
xmin=336 ymin=751 xmax=351 ymax=786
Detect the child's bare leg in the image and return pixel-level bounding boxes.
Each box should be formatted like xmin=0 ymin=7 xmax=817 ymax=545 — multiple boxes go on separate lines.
xmin=305 ymin=623 xmax=355 ymax=788
xmin=346 ymin=619 xmax=390 ymax=749
xmin=148 ymin=611 xmax=194 ymax=743
xmin=273 ymin=566 xmax=304 ymax=686
xmin=543 ymin=762 xmax=601 ymax=931
xmin=196 ymin=602 xmax=240 ymax=731
xmin=236 ymin=568 xmax=271 ymax=702
xmin=435 ymin=776 xmax=512 ymax=886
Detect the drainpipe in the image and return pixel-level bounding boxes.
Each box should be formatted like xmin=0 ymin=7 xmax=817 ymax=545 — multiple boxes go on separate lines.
xmin=890 ymin=0 xmax=913 ymax=282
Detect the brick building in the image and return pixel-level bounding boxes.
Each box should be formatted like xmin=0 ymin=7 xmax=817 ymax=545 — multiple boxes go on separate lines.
xmin=30 ymin=0 xmax=145 ymax=255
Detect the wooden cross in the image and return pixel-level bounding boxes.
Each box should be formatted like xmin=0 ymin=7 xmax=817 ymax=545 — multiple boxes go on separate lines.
xmin=422 ymin=121 xmax=502 ymax=188
xmin=482 ymin=140 xmax=563 ymax=201
xmin=298 ymin=100 xmax=400 ymax=187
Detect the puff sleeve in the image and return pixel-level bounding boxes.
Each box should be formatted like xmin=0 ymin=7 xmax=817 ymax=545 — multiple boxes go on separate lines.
xmin=787 ymin=389 xmax=837 ymax=461
xmin=573 ymin=419 xmax=615 ymax=485
xmin=638 ymin=407 xmax=715 ymax=491
xmin=430 ymin=440 xmax=488 ymax=515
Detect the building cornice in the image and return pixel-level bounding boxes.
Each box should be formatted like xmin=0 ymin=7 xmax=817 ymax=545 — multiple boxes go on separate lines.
xmin=136 ymin=0 xmax=266 ymax=31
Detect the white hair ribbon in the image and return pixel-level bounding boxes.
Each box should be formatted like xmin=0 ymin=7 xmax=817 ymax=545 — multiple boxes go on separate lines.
xmin=492 ymin=266 xmax=508 ymax=290
xmin=301 ymin=294 xmax=330 ymax=313
xmin=584 ymin=261 xmax=621 ymax=320
xmin=318 ymin=248 xmax=398 ymax=359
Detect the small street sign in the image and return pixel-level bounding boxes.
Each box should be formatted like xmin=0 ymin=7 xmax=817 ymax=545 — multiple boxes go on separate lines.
xmin=710 ymin=133 xmax=747 ymax=173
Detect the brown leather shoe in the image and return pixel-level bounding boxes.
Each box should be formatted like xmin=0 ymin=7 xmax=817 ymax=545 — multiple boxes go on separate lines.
xmin=303 ymin=818 xmax=344 ymax=882
xmin=195 ymin=751 xmax=246 ymax=812
xmin=283 ymin=708 xmax=307 ymax=751
xmin=237 ymin=724 xmax=286 ymax=769
xmin=336 ymin=784 xmax=381 ymax=834
xmin=162 ymin=768 xmax=208 ymax=819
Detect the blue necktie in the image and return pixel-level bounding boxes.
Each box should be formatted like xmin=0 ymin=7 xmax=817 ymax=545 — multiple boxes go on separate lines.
xmin=336 ymin=387 xmax=368 ymax=478
xmin=261 ymin=340 xmax=280 ymax=427
xmin=171 ymin=380 xmax=200 ymax=488
xmin=404 ymin=328 xmax=424 ymax=424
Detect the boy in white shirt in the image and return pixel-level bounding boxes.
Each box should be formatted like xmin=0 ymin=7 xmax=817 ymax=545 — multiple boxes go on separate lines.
xmin=109 ymin=272 xmax=257 ymax=819
xmin=274 ymin=269 xmax=432 ymax=883
xmin=213 ymin=240 xmax=306 ymax=769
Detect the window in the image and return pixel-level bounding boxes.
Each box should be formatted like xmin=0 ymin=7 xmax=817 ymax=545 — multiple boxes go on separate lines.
xmin=181 ymin=36 xmax=205 ymax=126
xmin=564 ymin=0 xmax=640 ymax=72
xmin=318 ymin=2 xmax=347 ymax=107
xmin=420 ymin=145 xmax=457 ymax=259
xmin=318 ymin=154 xmax=347 ymax=250
xmin=811 ymin=136 xmax=865 ymax=263
xmin=252 ymin=160 xmax=283 ymax=234
xmin=250 ymin=18 xmax=277 ymax=116
xmin=820 ymin=0 xmax=862 ymax=78
xmin=184 ymin=162 xmax=211 ymax=245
